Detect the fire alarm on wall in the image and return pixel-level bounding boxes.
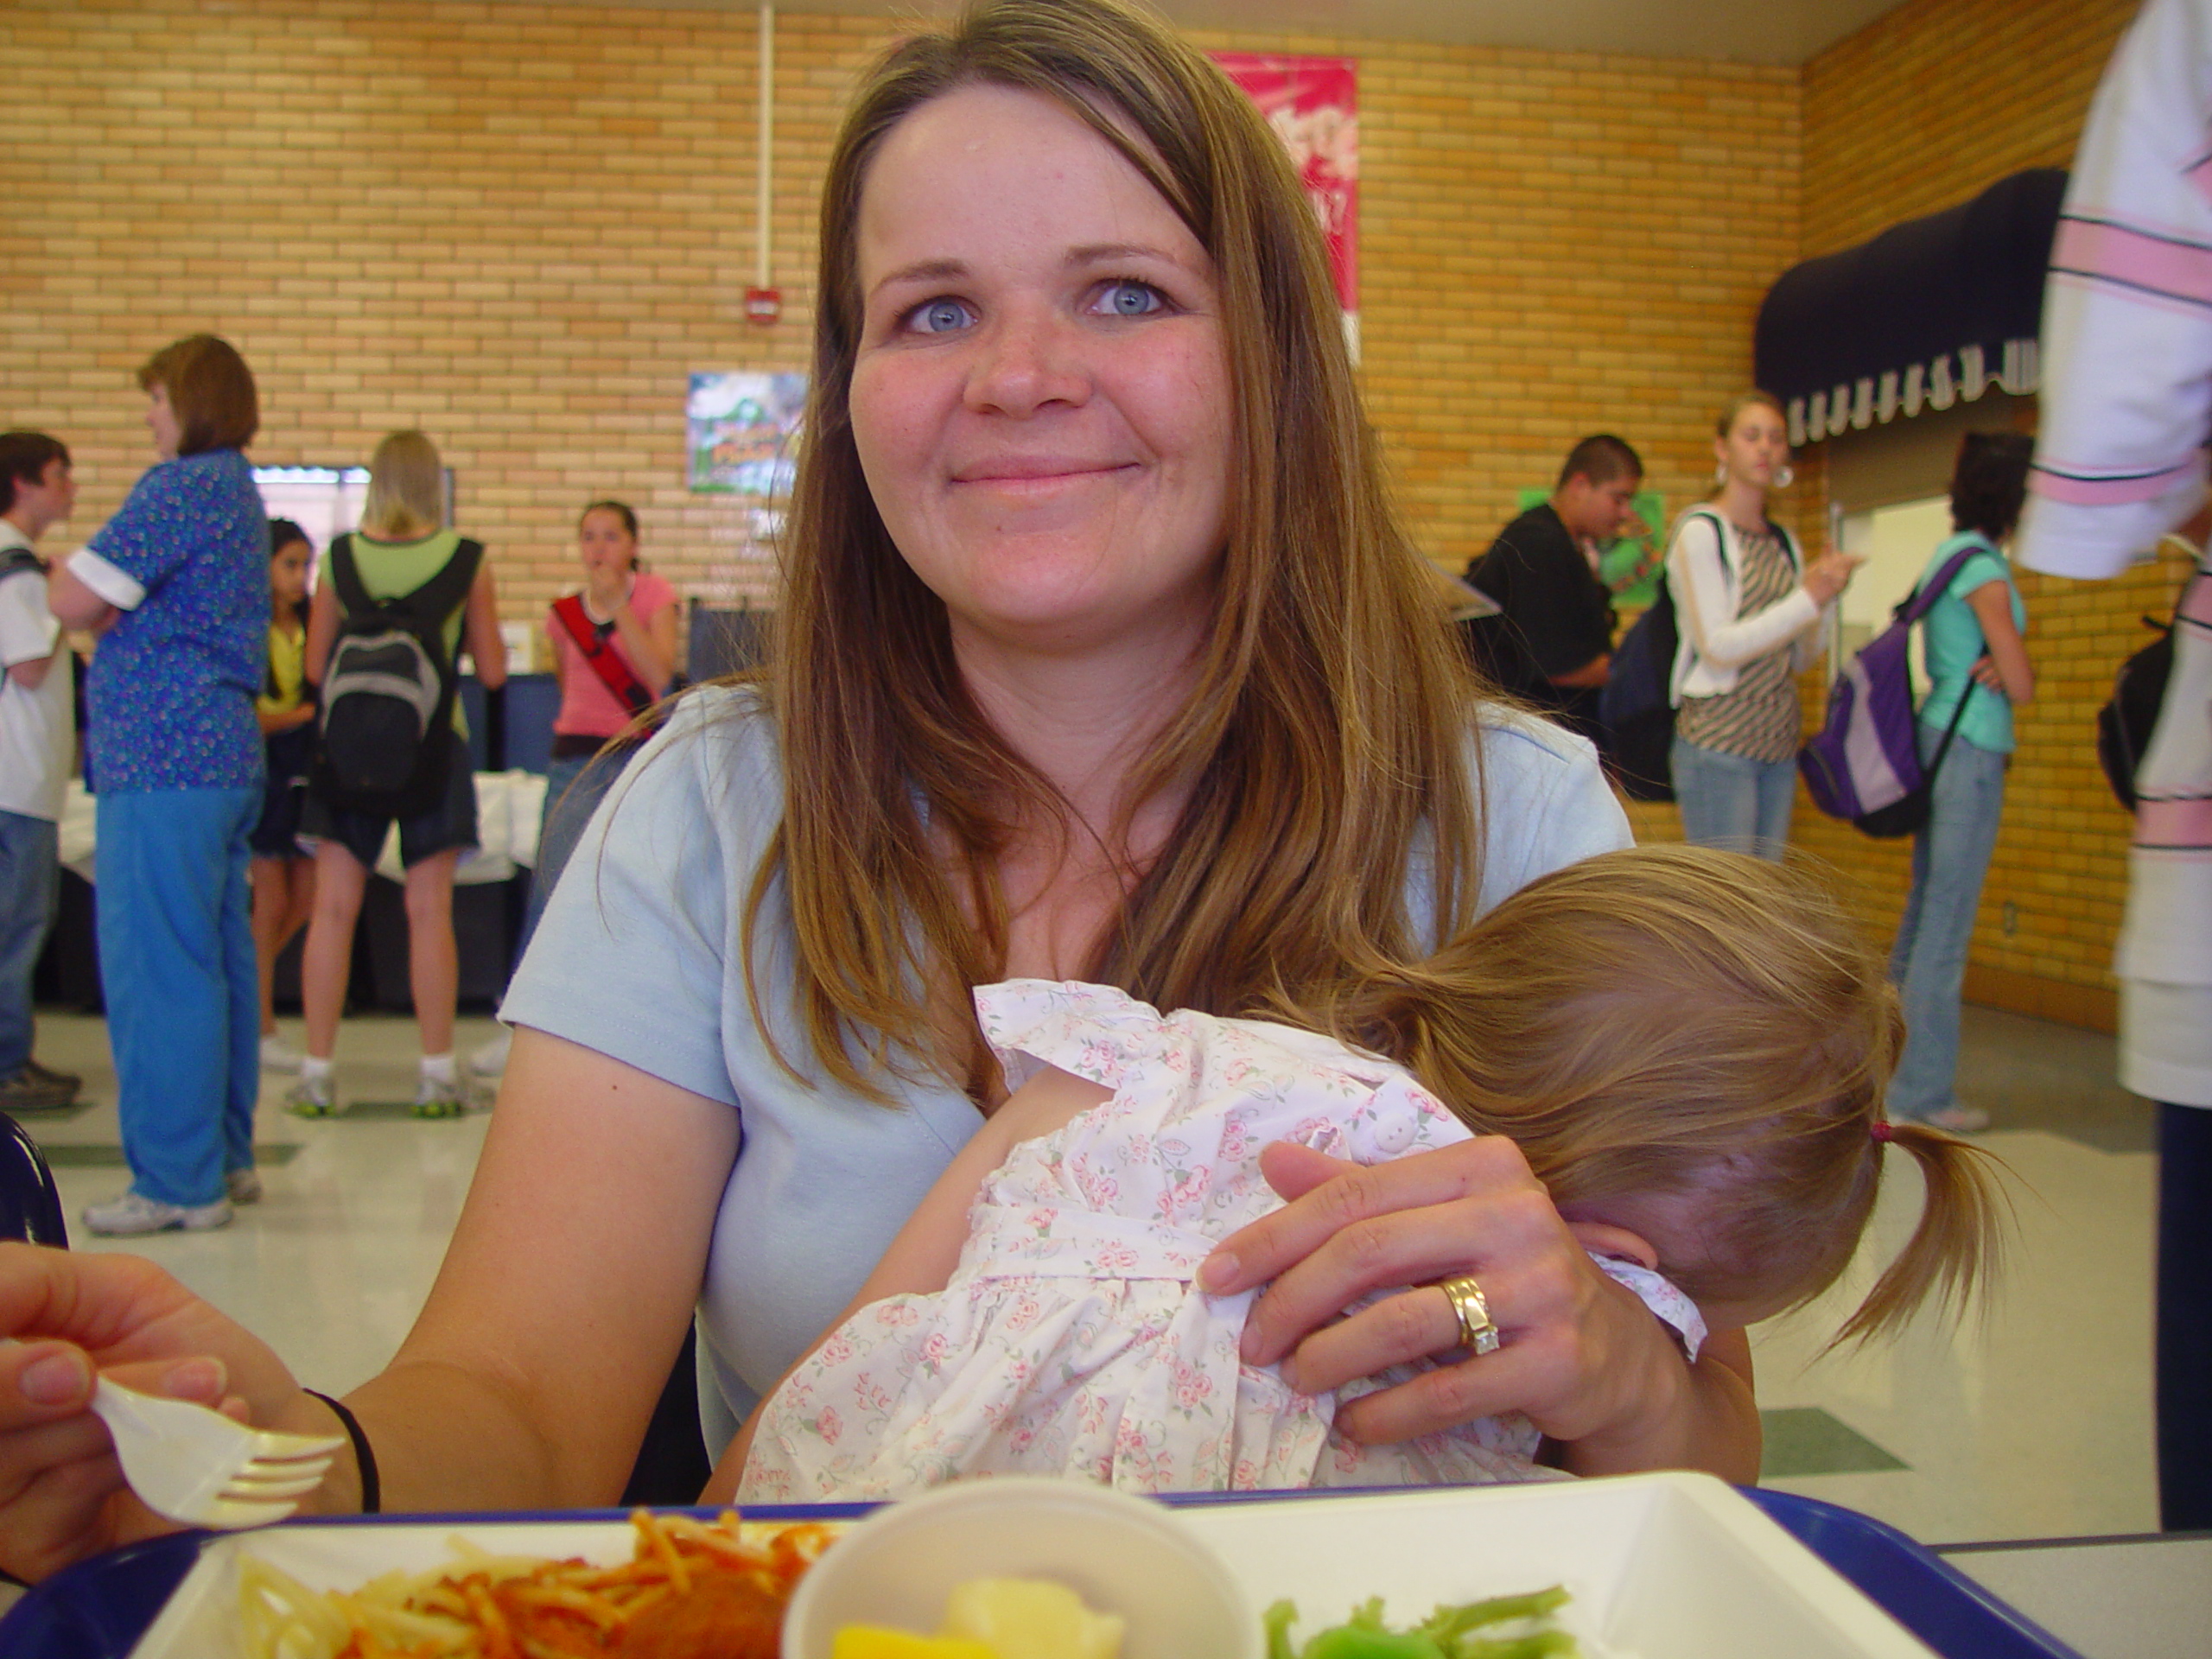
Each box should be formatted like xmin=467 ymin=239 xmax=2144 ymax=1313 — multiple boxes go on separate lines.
xmin=745 ymin=287 xmax=782 ymax=324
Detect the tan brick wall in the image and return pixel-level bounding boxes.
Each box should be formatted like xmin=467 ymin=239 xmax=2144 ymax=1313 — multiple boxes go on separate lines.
xmin=3 ymin=0 xmax=1795 ymax=628
xmin=2 ymin=0 xmax=2167 ymax=1029
xmin=1791 ymin=0 xmax=2147 ymax=1032
xmin=1347 ymin=46 xmax=1797 ymax=569
xmin=2 ymin=0 xmax=889 ymax=613
xmin=1802 ymin=0 xmax=2137 ymax=260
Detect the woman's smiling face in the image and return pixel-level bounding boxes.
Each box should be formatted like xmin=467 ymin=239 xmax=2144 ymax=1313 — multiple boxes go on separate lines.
xmin=847 ymin=84 xmax=1232 ymax=664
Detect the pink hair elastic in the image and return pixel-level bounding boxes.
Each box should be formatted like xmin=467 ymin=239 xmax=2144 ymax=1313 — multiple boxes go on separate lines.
xmin=1870 ymin=1121 xmax=1896 ymax=1144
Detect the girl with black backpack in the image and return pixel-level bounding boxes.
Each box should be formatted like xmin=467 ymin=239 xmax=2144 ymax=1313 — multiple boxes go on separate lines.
xmin=289 ymin=431 xmax=505 ymax=1119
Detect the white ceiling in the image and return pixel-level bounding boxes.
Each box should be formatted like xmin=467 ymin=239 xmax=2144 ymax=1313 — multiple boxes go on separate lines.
xmin=591 ymin=0 xmax=1910 ymax=67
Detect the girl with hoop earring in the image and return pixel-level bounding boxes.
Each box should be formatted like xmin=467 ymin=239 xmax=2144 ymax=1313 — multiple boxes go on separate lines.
xmin=1664 ymin=391 xmax=1860 ymax=858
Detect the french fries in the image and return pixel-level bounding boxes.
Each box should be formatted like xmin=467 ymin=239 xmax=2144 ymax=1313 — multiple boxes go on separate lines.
xmin=240 ymin=1509 xmax=836 ymax=1659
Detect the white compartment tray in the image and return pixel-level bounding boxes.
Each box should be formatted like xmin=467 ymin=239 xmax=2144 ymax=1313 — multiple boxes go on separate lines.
xmin=127 ymin=1472 xmax=1935 ymax=1657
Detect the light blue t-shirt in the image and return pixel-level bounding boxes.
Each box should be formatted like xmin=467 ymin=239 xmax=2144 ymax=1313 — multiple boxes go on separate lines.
xmin=1916 ymin=530 xmax=2026 ymax=756
xmin=499 ymin=687 xmax=1631 ymax=1451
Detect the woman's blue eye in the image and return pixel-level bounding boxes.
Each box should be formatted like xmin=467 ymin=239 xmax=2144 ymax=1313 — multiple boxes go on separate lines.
xmin=916 ymin=299 xmax=971 ymax=334
xmin=1100 ymin=281 xmax=1164 ymax=317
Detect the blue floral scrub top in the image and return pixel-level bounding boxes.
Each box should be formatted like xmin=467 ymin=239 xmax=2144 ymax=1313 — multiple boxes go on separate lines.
xmin=83 ymin=449 xmax=268 ymax=793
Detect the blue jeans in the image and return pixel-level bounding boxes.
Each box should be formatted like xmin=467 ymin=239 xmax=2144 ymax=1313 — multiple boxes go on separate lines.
xmin=0 ymin=810 xmax=60 ymax=1076
xmin=1670 ymin=736 xmax=1796 ymax=861
xmin=518 ymin=747 xmax=634 ymax=963
xmin=1887 ymin=731 xmax=2007 ymax=1122
xmin=95 ymin=788 xmax=260 ymax=1207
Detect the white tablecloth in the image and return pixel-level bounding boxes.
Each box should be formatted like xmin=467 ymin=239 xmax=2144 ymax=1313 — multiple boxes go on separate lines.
xmin=57 ymin=770 xmax=548 ymax=887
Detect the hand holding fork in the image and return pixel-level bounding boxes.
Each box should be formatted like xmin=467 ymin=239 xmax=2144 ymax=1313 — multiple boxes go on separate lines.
xmin=88 ymin=1376 xmax=344 ymax=1530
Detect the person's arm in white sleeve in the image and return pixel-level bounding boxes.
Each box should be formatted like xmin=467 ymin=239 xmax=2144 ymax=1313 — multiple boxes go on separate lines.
xmin=0 ymin=576 xmax=61 ymax=690
xmin=48 ymin=555 xmax=129 ymax=634
xmin=1668 ymin=516 xmax=1819 ymax=671
xmin=2018 ymin=0 xmax=2212 ymax=580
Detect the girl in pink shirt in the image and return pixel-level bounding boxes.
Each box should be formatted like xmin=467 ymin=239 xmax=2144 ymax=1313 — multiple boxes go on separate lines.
xmin=517 ymin=502 xmax=677 ymax=978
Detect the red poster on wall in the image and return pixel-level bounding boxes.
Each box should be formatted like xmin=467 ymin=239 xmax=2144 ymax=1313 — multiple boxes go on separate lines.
xmin=1211 ymin=53 xmax=1358 ymax=356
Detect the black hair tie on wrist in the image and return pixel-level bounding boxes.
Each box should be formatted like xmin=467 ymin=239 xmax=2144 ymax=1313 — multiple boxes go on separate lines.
xmin=304 ymin=1389 xmax=379 ymax=1514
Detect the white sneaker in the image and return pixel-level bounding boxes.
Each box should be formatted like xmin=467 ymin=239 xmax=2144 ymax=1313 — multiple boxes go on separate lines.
xmin=226 ymin=1167 xmax=264 ymax=1205
xmin=469 ymin=1028 xmax=512 ymax=1077
xmin=413 ymin=1072 xmax=481 ymax=1118
xmin=82 ymin=1190 xmax=232 ymax=1236
xmin=260 ymin=1033 xmax=302 ymax=1071
xmin=283 ymin=1073 xmax=338 ymax=1118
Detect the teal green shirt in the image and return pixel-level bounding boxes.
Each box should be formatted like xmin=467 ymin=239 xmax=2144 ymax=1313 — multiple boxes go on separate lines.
xmin=1916 ymin=530 xmax=2024 ymax=755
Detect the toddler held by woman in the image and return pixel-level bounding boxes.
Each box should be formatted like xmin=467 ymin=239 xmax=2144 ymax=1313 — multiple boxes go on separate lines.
xmin=729 ymin=846 xmax=2004 ymax=1500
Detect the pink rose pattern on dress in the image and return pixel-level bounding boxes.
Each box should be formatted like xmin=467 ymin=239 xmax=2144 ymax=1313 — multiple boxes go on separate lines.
xmin=737 ymin=981 xmax=1690 ymax=1501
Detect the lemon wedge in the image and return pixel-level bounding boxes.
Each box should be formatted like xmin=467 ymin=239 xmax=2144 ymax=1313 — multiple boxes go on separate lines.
xmin=830 ymin=1630 xmax=999 ymax=1659
xmin=938 ymin=1577 xmax=1126 ymax=1659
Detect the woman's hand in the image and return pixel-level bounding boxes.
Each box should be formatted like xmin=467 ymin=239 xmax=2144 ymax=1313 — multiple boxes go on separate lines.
xmin=0 ymin=1244 xmax=313 ymax=1581
xmin=1800 ymin=550 xmax=1864 ymax=607
xmin=1198 ymin=1139 xmax=1758 ymax=1481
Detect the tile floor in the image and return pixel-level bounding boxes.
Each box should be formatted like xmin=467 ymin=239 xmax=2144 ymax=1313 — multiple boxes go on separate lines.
xmin=14 ymin=1001 xmax=2164 ymax=1547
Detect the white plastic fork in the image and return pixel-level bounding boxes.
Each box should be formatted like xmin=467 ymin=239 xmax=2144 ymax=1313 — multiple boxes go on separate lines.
xmin=89 ymin=1376 xmax=346 ymax=1530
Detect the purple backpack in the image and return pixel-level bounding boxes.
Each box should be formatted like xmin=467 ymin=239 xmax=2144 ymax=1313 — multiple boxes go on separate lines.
xmin=1799 ymin=542 xmax=1986 ymax=838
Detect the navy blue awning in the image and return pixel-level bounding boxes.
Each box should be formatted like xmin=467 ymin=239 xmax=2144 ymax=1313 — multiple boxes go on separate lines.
xmin=1755 ymin=168 xmax=2066 ymax=445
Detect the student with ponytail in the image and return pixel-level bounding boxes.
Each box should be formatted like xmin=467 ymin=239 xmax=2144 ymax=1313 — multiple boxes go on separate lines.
xmin=731 ymin=844 xmax=2006 ymax=1499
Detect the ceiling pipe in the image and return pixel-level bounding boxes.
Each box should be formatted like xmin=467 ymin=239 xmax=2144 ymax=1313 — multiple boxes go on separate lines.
xmin=756 ymin=3 xmax=774 ymax=294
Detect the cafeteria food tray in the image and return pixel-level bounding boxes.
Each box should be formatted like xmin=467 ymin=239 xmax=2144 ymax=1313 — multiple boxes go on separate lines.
xmin=0 ymin=1475 xmax=2083 ymax=1659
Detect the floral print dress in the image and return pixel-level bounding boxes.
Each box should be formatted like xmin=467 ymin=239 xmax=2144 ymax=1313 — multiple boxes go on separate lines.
xmin=738 ymin=980 xmax=1704 ymax=1501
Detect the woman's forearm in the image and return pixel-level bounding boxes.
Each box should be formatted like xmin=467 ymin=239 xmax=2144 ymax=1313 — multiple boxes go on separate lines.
xmin=336 ymin=1357 xmax=600 ymax=1513
xmin=611 ymin=602 xmax=676 ymax=696
xmin=276 ymin=1032 xmax=742 ymax=1516
xmin=1669 ymin=532 xmax=1819 ymax=672
xmin=1966 ymin=583 xmax=2035 ymax=705
xmin=1555 ymin=1325 xmax=1759 ymax=1484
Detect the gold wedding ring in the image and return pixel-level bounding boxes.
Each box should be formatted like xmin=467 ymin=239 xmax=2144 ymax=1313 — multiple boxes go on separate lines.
xmin=1437 ymin=1274 xmax=1502 ymax=1357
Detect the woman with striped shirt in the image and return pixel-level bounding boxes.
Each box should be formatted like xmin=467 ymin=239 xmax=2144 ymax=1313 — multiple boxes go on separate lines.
xmin=1666 ymin=391 xmax=1859 ymax=858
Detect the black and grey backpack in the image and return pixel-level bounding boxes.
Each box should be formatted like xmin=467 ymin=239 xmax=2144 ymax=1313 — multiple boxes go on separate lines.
xmin=314 ymin=532 xmax=483 ymax=817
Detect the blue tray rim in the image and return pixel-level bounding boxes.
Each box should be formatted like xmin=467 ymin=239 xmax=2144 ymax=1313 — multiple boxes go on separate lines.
xmin=0 ymin=1485 xmax=2086 ymax=1659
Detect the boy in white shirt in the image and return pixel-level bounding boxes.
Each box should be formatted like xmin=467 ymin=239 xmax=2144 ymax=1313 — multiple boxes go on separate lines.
xmin=0 ymin=433 xmax=81 ymax=1111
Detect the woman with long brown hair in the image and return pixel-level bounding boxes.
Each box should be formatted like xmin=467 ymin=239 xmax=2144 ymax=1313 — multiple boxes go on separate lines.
xmin=0 ymin=0 xmax=1755 ymax=1567
xmin=1667 ymin=391 xmax=1860 ymax=857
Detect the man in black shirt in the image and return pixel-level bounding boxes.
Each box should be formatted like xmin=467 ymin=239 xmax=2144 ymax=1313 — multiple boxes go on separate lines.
xmin=1465 ymin=434 xmax=1642 ymax=743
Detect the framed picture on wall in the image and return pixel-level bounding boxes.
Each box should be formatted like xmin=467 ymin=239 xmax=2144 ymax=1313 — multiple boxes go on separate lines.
xmin=688 ymin=372 xmax=805 ymax=496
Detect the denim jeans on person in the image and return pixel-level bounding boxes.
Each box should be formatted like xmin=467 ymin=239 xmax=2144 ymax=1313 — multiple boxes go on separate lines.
xmin=0 ymin=810 xmax=60 ymax=1076
xmin=1670 ymin=735 xmax=1796 ymax=861
xmin=518 ymin=747 xmax=635 ymax=961
xmin=1887 ymin=729 xmax=2007 ymax=1122
xmin=95 ymin=787 xmax=260 ymax=1207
